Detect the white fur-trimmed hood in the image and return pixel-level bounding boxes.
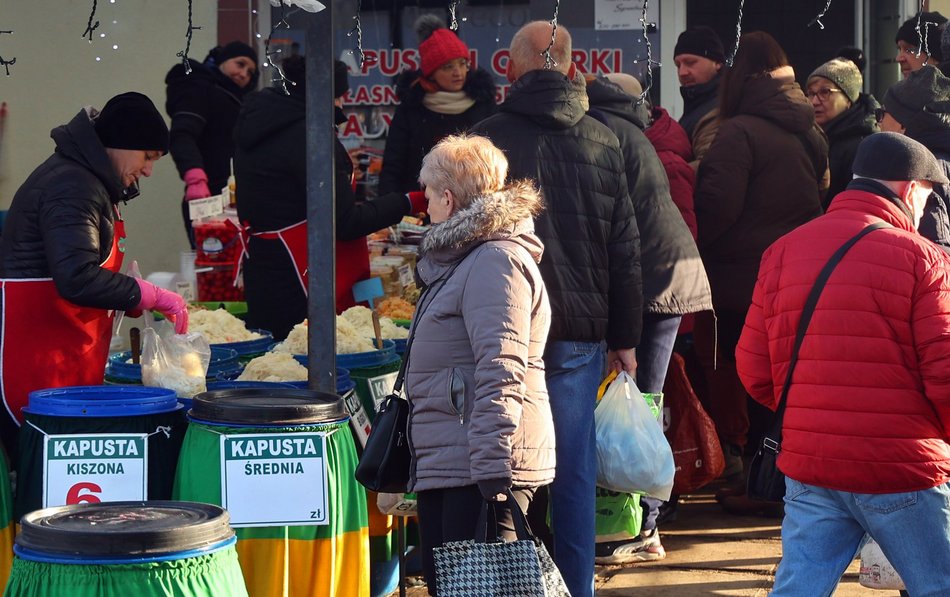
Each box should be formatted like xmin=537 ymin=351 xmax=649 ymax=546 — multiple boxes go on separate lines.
xmin=420 ymin=180 xmax=544 ymax=257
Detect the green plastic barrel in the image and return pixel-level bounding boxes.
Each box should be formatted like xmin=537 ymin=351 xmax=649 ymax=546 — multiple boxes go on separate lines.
xmin=0 ymin=447 xmax=12 ymax=591
xmin=5 ymin=501 xmax=247 ymax=596
xmin=344 ymin=355 xmax=402 ymax=423
xmin=173 ymin=389 xmax=370 ymax=596
xmin=14 ymin=386 xmax=186 ymax=520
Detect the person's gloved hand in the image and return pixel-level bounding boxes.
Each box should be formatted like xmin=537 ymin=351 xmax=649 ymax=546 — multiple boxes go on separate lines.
xmin=135 ymin=279 xmax=189 ymax=334
xmin=477 ymin=478 xmax=511 ymax=502
xmin=406 ymin=191 xmax=427 ymax=215
xmin=183 ymin=168 xmax=211 ymax=201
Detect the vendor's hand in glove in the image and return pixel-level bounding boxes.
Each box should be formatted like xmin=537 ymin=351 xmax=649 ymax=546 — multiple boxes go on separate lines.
xmin=135 ymin=279 xmax=189 ymax=334
xmin=477 ymin=478 xmax=511 ymax=502
xmin=183 ymin=168 xmax=211 ymax=201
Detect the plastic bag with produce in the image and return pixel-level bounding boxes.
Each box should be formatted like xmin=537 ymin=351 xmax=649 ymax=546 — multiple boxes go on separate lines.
xmin=141 ymin=325 xmax=210 ymax=399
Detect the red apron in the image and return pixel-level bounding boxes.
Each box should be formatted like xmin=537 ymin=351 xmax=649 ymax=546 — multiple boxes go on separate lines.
xmin=0 ymin=209 xmax=126 ymax=425
xmin=237 ymin=219 xmax=369 ymax=313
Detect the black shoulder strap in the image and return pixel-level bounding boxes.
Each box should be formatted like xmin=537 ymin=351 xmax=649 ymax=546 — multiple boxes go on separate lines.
xmin=764 ymin=221 xmax=891 ymax=449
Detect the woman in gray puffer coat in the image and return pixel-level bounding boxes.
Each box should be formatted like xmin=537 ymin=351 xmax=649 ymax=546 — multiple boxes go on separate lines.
xmin=406 ymin=134 xmax=554 ymax=595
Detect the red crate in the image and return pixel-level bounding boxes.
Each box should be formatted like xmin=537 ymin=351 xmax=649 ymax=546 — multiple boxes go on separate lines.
xmin=197 ymin=265 xmax=244 ymax=301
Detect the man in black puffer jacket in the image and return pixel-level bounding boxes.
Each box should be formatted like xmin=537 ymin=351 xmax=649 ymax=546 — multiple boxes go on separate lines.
xmin=471 ymin=22 xmax=641 ymax=597
xmin=0 ymin=92 xmax=188 ymax=457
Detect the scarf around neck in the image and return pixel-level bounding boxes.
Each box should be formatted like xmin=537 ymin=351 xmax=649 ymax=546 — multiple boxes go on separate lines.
xmin=423 ymin=90 xmax=476 ymax=115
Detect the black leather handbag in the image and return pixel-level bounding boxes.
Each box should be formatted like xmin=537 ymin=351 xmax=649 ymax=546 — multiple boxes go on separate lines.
xmin=748 ymin=221 xmax=889 ymax=502
xmin=355 ymin=391 xmax=411 ymax=493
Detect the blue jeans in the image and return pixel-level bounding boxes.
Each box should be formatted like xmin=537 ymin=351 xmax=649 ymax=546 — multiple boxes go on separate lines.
xmin=545 ymin=340 xmax=605 ymax=597
xmin=636 ymin=314 xmax=682 ymax=532
xmin=773 ymin=476 xmax=950 ymax=597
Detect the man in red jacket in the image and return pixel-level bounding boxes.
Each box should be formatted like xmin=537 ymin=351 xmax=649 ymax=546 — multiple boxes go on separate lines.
xmin=736 ymin=132 xmax=950 ymax=595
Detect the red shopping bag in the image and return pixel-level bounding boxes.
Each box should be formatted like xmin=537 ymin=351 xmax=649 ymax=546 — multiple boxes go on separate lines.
xmin=664 ymin=353 xmax=725 ymax=493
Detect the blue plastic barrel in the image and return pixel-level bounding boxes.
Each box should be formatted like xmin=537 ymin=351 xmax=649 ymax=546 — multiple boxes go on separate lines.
xmin=15 ymin=386 xmax=187 ymax=520
xmin=212 ymin=330 xmax=274 ymax=365
xmin=106 ymin=348 xmax=242 ymax=384
xmin=283 ymin=367 xmax=355 ymax=396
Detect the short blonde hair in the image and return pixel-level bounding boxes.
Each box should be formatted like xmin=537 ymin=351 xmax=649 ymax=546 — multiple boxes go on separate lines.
xmin=418 ymin=134 xmax=508 ymax=208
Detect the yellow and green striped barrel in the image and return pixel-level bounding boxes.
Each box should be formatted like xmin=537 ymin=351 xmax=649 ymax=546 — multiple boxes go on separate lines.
xmin=173 ymin=389 xmax=369 ymax=597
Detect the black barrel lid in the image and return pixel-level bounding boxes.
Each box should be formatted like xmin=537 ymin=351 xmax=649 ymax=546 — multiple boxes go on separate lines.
xmin=190 ymin=388 xmax=345 ymax=425
xmin=16 ymin=501 xmax=233 ymax=557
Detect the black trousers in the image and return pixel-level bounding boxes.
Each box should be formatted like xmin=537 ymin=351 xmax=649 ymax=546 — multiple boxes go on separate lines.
xmin=416 ymin=484 xmax=536 ymax=596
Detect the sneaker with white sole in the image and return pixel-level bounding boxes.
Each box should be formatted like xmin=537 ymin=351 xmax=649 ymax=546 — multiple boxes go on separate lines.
xmin=594 ymin=528 xmax=666 ymax=564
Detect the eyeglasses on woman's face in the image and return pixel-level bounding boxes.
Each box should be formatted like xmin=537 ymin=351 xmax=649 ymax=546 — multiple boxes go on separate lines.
xmin=874 ymin=107 xmax=887 ymax=124
xmin=805 ymin=87 xmax=843 ymax=102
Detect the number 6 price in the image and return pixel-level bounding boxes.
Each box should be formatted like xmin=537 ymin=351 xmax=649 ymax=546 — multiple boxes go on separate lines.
xmin=66 ymin=482 xmax=102 ymax=505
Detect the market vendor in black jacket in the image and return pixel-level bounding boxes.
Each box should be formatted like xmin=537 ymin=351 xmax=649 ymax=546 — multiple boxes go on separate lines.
xmin=0 ymin=92 xmax=189 ymax=455
xmin=234 ymin=57 xmax=427 ymax=340
xmin=165 ymin=41 xmax=258 ymax=247
xmin=471 ymin=22 xmax=641 ymax=597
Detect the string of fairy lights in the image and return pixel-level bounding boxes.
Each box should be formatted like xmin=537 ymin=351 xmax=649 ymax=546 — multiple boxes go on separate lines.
xmin=540 ymin=0 xmax=560 ymax=71
xmin=0 ymin=0 xmax=939 ymax=89
xmin=176 ymin=0 xmax=201 ymax=74
xmin=347 ymin=0 xmax=368 ymax=70
xmin=631 ymin=0 xmax=659 ymax=104
xmin=264 ymin=0 xmax=295 ymax=94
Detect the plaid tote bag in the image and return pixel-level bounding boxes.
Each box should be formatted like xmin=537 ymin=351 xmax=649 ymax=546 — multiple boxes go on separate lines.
xmin=433 ymin=491 xmax=571 ymax=596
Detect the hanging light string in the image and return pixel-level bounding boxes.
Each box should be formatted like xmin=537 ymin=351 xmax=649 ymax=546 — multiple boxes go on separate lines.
xmin=176 ymin=0 xmax=201 ymax=74
xmin=633 ymin=0 xmax=659 ymax=105
xmin=0 ymin=26 xmax=12 ymax=76
xmin=807 ymin=0 xmax=833 ymax=29
xmin=81 ymin=0 xmax=100 ymax=42
xmin=265 ymin=0 xmax=295 ymax=94
xmin=540 ymin=0 xmax=560 ymax=70
xmin=347 ymin=0 xmax=367 ymax=69
xmin=726 ymin=0 xmax=745 ymax=67
xmin=448 ymin=0 xmax=459 ymax=31
xmin=914 ymin=2 xmax=940 ymax=61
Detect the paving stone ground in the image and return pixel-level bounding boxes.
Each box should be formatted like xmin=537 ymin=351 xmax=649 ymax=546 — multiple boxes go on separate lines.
xmin=390 ymin=484 xmax=901 ymax=596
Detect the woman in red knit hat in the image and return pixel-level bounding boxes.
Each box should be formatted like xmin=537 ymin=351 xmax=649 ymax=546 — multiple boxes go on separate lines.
xmin=378 ymin=15 xmax=497 ymax=195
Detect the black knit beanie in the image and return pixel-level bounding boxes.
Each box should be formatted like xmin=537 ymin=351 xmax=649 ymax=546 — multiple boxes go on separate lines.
xmin=896 ymin=12 xmax=947 ymax=62
xmin=94 ymin=92 xmax=169 ymax=153
xmin=674 ymin=26 xmax=726 ymax=63
xmin=217 ymin=41 xmax=258 ymax=66
xmin=883 ymin=65 xmax=950 ymax=137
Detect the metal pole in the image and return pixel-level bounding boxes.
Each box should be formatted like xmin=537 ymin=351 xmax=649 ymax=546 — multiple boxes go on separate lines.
xmin=305 ymin=4 xmax=335 ymax=394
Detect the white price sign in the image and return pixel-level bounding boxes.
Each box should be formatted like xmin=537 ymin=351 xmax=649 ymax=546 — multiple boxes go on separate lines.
xmin=43 ymin=434 xmax=148 ymax=507
xmin=221 ymin=433 xmax=329 ymax=527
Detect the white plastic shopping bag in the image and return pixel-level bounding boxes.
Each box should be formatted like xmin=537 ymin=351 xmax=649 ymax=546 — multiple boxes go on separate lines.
xmin=595 ymin=371 xmax=675 ymax=500
xmin=859 ymin=536 xmax=906 ymax=590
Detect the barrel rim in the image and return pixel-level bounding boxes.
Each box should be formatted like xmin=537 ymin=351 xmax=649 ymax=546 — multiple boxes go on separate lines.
xmin=15 ymin=501 xmax=235 ymax=558
xmin=189 ymin=388 xmax=346 ymax=425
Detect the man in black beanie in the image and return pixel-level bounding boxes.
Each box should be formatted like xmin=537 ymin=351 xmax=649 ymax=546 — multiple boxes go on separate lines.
xmin=0 ymin=92 xmax=188 ymax=459
xmin=896 ymin=11 xmax=947 ymax=78
xmin=674 ymin=26 xmax=726 ymax=168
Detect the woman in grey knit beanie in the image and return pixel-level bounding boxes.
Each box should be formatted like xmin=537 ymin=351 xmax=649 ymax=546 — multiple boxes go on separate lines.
xmin=806 ymin=58 xmax=880 ymax=205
